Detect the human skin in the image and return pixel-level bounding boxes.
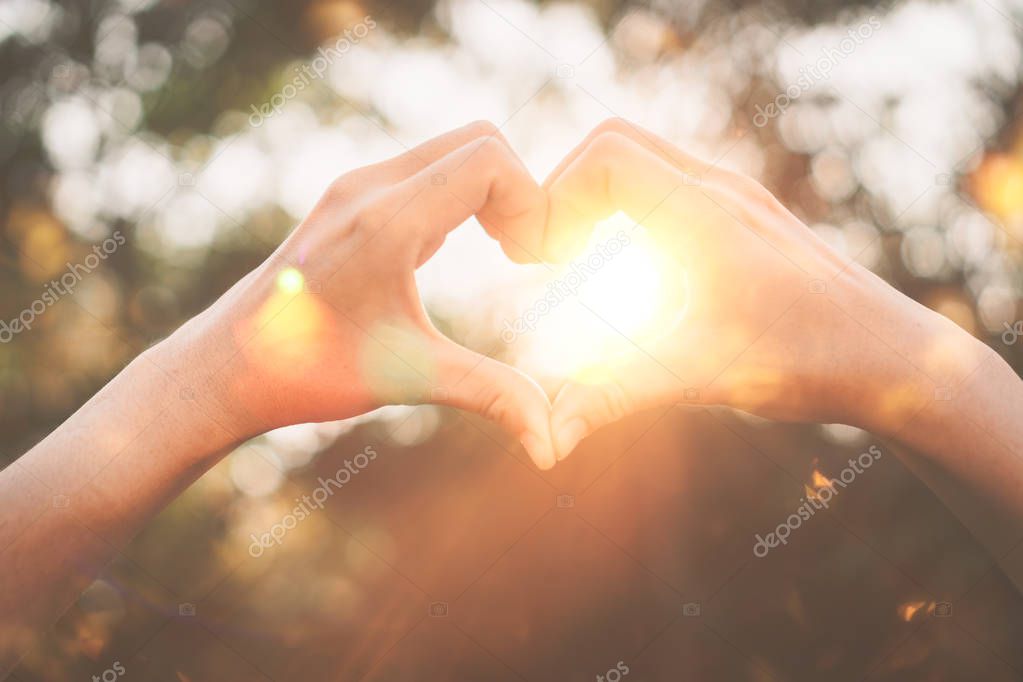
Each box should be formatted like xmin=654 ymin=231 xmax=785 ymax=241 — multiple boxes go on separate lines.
xmin=0 ymin=121 xmax=557 ymax=670
xmin=2 ymin=119 xmax=1022 ymax=670
xmin=543 ymin=118 xmax=1023 ymax=583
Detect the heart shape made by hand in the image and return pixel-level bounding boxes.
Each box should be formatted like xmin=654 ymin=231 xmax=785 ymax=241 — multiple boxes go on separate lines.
xmin=223 ymin=118 xmax=872 ymax=474
xmin=495 ymin=210 xmax=690 ymax=392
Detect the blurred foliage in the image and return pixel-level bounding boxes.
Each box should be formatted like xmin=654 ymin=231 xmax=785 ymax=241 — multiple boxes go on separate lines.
xmin=3 ymin=0 xmax=1023 ymax=679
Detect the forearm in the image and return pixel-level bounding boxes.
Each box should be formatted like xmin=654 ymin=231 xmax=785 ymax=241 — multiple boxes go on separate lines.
xmin=888 ymin=347 xmax=1023 ymax=570
xmin=845 ymin=282 xmax=1023 ymax=580
xmin=0 ymin=322 xmax=244 ymax=669
xmin=0 ymin=125 xmax=558 ymax=670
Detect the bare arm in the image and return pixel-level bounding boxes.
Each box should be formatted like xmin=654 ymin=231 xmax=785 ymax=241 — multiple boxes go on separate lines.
xmin=543 ymin=118 xmax=1023 ymax=584
xmin=885 ymin=346 xmax=1023 ymax=581
xmin=0 ymin=327 xmax=243 ymax=665
xmin=0 ymin=122 xmax=557 ymax=672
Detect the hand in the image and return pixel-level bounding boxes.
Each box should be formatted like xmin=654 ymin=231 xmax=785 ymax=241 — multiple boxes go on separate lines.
xmin=163 ymin=122 xmax=558 ymax=468
xmin=542 ymin=118 xmax=989 ymax=460
xmin=1 ymin=123 xmax=569 ymax=652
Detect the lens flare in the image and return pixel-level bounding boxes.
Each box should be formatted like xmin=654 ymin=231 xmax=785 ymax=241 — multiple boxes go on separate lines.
xmin=276 ymin=267 xmax=305 ymax=295
xmin=233 ymin=267 xmax=327 ymax=387
xmin=515 ymin=212 xmax=688 ymax=381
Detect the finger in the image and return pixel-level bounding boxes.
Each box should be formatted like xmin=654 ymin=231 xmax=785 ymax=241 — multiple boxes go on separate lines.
xmin=387 ymin=135 xmax=548 ymax=264
xmin=543 ymin=117 xmax=713 ymax=192
xmin=428 ymin=333 xmax=556 ymax=470
xmin=355 ymin=319 xmax=553 ymax=468
xmin=543 ymin=129 xmax=694 ymax=262
xmin=354 ymin=138 xmax=554 ymax=466
xmin=349 ymin=120 xmax=516 ymax=187
xmin=579 ymin=119 xmax=818 ymax=248
xmin=544 ymin=117 xmax=785 ymax=240
xmin=550 ymin=345 xmax=686 ymax=461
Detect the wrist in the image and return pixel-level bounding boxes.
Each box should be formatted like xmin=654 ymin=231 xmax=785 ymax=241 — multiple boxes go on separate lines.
xmin=143 ymin=270 xmax=276 ymax=448
xmin=832 ymin=267 xmax=995 ymax=438
xmin=85 ymin=339 xmax=247 ymax=475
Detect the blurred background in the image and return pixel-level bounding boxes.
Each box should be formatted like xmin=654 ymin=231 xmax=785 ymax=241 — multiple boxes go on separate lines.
xmin=2 ymin=0 xmax=1023 ymax=679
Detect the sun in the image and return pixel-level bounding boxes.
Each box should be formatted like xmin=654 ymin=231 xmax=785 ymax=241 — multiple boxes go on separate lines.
xmin=515 ymin=211 xmax=688 ymax=381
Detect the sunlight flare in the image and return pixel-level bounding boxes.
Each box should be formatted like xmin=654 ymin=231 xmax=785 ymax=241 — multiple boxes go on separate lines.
xmin=516 ymin=212 xmax=688 ymax=381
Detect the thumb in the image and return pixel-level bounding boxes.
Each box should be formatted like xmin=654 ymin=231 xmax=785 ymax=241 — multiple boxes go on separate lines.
xmin=429 ymin=335 xmax=556 ymax=470
xmin=549 ymin=351 xmax=685 ymax=461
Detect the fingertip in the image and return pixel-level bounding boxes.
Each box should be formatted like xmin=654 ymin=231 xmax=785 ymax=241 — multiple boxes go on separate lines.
xmin=550 ymin=382 xmax=605 ymax=460
xmin=472 ymin=358 xmax=556 ymax=469
xmin=552 ymin=415 xmax=588 ymax=461
xmin=521 ymin=430 xmax=557 ymax=471
xmin=499 ymin=239 xmax=541 ymax=264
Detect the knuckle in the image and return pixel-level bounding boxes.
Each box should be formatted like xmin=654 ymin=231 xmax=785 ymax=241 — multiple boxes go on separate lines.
xmin=351 ymin=196 xmax=391 ymax=232
xmin=585 ymin=131 xmax=632 ymax=164
xmin=471 ymin=134 xmax=510 ymax=161
xmin=591 ymin=117 xmax=632 ymax=138
xmin=484 ymin=393 xmax=509 ymax=425
xmin=464 ymin=119 xmax=500 ymax=139
xmin=472 ymin=381 xmax=509 ymax=424
xmin=459 ymin=135 xmax=513 ymax=178
xmin=325 ymin=174 xmax=358 ymax=203
xmin=600 ymin=381 xmax=633 ymax=421
xmin=585 ymin=382 xmax=630 ymax=423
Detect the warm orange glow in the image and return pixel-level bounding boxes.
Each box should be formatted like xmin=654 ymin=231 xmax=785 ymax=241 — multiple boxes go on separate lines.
xmin=235 ymin=284 xmax=329 ymax=379
xmin=972 ymin=153 xmax=1023 ymax=221
xmin=253 ymin=292 xmax=322 ymax=344
xmin=925 ymin=292 xmax=977 ymax=337
xmin=276 ymin=267 xmax=306 ymax=295
xmin=359 ymin=322 xmax=440 ymax=404
xmin=810 ymin=469 xmax=835 ymax=491
xmin=519 ymin=212 xmax=689 ymax=382
xmin=898 ymin=600 xmax=932 ymax=622
xmin=9 ymin=205 xmax=69 ymax=281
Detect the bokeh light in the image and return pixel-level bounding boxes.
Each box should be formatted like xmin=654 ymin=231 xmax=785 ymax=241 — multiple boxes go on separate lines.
xmin=3 ymin=0 xmax=1023 ymax=678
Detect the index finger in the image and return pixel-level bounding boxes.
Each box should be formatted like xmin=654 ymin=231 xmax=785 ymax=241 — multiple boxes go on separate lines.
xmin=543 ymin=130 xmax=698 ymax=262
xmin=542 ymin=117 xmax=713 ymax=192
xmin=384 ymin=135 xmax=549 ymax=265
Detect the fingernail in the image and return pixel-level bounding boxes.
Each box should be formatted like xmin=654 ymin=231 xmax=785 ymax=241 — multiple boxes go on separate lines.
xmin=554 ymin=418 xmax=588 ymax=461
xmin=521 ymin=432 xmax=556 ymax=471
